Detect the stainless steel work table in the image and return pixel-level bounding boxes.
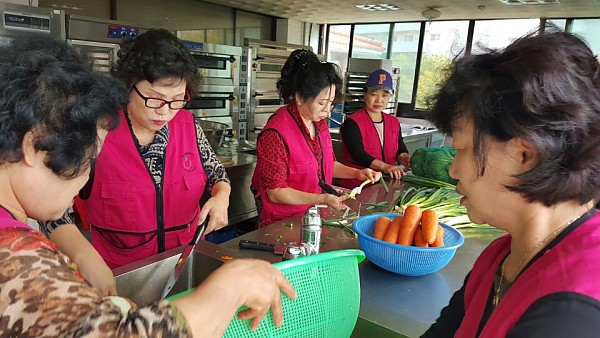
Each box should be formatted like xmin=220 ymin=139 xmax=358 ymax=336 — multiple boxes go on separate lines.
xmin=220 ymin=179 xmax=504 ymax=337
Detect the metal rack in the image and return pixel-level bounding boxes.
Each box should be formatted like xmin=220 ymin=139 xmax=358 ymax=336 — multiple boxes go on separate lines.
xmin=240 ymin=39 xmax=321 ymax=141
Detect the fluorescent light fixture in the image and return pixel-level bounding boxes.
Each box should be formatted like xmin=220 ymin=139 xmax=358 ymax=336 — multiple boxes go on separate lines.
xmin=354 ymin=4 xmax=404 ymax=11
xmin=498 ymin=0 xmax=561 ymax=5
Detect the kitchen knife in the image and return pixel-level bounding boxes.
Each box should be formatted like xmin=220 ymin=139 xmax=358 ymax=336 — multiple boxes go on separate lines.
xmin=160 ymin=219 xmax=208 ymax=299
xmin=239 ymin=239 xmax=285 ymax=255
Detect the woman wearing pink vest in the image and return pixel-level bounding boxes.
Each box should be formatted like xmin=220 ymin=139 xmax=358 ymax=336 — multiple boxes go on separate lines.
xmin=251 ymin=49 xmax=381 ymax=227
xmin=40 ymin=29 xmax=232 ymax=293
xmin=340 ymin=69 xmax=410 ymax=188
xmin=421 ymin=28 xmax=600 ymax=337
xmin=0 ymin=35 xmax=294 ymax=337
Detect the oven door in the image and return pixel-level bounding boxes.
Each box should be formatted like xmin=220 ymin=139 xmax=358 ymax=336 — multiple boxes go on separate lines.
xmin=190 ymin=53 xmax=235 ymax=79
xmin=186 ymin=92 xmax=234 ymax=118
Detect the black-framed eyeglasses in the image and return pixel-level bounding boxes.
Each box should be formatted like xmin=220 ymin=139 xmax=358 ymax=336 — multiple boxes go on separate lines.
xmin=133 ymin=85 xmax=189 ymax=110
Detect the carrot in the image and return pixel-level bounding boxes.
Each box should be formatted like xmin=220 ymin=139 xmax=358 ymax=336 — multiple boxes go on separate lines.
xmin=373 ymin=216 xmax=392 ymax=240
xmin=421 ymin=209 xmax=438 ymax=244
xmin=413 ymin=226 xmax=429 ymax=247
xmin=431 ymin=225 xmax=445 ymax=247
xmin=383 ymin=215 xmax=403 ymax=244
xmin=396 ymin=205 xmax=423 ymax=246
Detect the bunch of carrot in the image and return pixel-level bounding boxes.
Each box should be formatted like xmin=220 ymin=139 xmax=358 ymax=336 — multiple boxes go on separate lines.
xmin=373 ymin=205 xmax=444 ymax=247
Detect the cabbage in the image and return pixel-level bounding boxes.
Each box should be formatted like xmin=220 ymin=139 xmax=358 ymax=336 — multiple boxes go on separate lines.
xmin=410 ymin=147 xmax=458 ymax=185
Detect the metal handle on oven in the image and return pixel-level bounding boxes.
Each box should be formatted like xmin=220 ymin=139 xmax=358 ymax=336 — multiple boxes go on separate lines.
xmin=253 ymin=92 xmax=264 ymax=97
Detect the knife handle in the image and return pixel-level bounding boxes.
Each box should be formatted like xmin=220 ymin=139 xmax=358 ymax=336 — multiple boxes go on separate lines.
xmin=190 ymin=217 xmax=209 ymax=246
xmin=239 ymin=240 xmax=275 ymax=251
xmin=319 ymin=180 xmax=341 ymax=197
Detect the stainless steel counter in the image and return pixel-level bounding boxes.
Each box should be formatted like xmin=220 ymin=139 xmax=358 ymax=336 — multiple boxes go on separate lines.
xmin=220 ymin=179 xmax=504 ymax=337
xmin=216 ymin=140 xmax=258 ymax=225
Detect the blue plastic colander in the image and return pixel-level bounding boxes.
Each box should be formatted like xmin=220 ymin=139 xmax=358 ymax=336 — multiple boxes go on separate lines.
xmin=353 ymin=213 xmax=464 ymax=276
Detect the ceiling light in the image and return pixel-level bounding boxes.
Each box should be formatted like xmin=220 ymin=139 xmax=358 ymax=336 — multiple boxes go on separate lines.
xmin=354 ymin=4 xmax=404 ymax=11
xmin=498 ymin=0 xmax=561 ymax=5
xmin=421 ymin=8 xmax=441 ymax=20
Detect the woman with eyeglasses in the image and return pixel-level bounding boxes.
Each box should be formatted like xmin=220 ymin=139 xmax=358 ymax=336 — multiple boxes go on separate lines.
xmin=40 ymin=29 xmax=231 ymax=295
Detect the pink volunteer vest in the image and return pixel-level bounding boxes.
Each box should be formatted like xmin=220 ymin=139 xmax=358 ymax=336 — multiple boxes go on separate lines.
xmin=340 ymin=108 xmax=400 ymax=187
xmin=456 ymin=211 xmax=600 ymax=337
xmin=85 ymin=109 xmax=207 ymax=268
xmin=252 ymin=105 xmax=334 ymax=227
xmin=0 ymin=207 xmax=30 ymax=230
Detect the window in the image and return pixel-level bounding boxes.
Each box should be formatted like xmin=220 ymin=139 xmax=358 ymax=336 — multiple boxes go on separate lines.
xmin=351 ymin=24 xmax=390 ymax=60
xmin=390 ymin=22 xmax=420 ymax=104
xmin=403 ymin=35 xmax=415 ymax=42
xmin=472 ymin=19 xmax=540 ymax=54
xmin=547 ymin=19 xmax=567 ymax=30
xmin=415 ymin=21 xmax=469 ymax=110
xmin=570 ymin=19 xmax=600 ymax=55
xmin=327 ymin=25 xmax=351 ymax=72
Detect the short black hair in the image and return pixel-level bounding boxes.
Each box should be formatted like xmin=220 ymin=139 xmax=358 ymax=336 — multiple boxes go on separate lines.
xmin=428 ymin=26 xmax=600 ymax=206
xmin=277 ymin=49 xmax=343 ymax=105
xmin=111 ymin=28 xmax=200 ymax=92
xmin=0 ymin=34 xmax=127 ymax=178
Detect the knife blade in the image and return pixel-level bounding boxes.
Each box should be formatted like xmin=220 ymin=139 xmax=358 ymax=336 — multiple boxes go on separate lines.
xmin=239 ymin=239 xmax=285 ymax=255
xmin=160 ymin=219 xmax=208 ymax=299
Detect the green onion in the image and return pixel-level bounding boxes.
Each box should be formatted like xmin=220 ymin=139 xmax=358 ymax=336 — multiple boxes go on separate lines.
xmin=379 ymin=176 xmax=389 ymax=193
xmin=402 ymin=174 xmax=456 ymax=188
xmin=393 ymin=186 xmax=491 ymax=229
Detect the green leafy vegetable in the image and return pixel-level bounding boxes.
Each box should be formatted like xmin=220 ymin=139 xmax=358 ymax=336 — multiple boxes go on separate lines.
xmin=392 ymin=186 xmax=491 ymax=229
xmin=410 ymin=147 xmax=458 ymax=185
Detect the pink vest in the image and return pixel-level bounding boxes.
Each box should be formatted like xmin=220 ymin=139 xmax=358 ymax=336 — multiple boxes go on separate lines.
xmin=85 ymin=109 xmax=207 ymax=268
xmin=457 ymin=211 xmax=600 ymax=337
xmin=340 ymin=108 xmax=400 ymax=188
xmin=252 ymin=105 xmax=334 ymax=227
xmin=0 ymin=207 xmax=29 ymax=230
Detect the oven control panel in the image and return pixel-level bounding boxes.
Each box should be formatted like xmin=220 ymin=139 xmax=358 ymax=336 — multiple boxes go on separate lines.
xmin=107 ymin=24 xmax=139 ymax=40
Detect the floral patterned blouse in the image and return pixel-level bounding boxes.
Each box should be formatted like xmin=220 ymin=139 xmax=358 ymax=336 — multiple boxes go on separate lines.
xmin=0 ymin=226 xmax=191 ymax=337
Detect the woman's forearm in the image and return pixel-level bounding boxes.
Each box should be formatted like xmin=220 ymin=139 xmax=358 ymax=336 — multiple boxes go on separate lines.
xmin=333 ymin=161 xmax=360 ymax=179
xmin=266 ymin=187 xmax=325 ymax=205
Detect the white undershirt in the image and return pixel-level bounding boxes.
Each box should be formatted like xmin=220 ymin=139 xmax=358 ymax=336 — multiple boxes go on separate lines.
xmin=373 ymin=120 xmax=384 ymax=147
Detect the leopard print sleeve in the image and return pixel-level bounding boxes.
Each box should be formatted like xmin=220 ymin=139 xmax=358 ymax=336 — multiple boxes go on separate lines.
xmin=0 ymin=228 xmax=192 ymax=338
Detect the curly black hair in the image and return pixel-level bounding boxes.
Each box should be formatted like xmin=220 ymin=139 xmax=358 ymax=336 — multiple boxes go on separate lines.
xmin=277 ymin=49 xmax=343 ymax=105
xmin=0 ymin=34 xmax=127 ymax=178
xmin=427 ymin=26 xmax=600 ymax=206
xmin=111 ymin=29 xmax=201 ymax=92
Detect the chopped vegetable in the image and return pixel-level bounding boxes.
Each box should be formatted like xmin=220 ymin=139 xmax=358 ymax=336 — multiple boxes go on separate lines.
xmin=410 ymin=147 xmax=458 ymax=184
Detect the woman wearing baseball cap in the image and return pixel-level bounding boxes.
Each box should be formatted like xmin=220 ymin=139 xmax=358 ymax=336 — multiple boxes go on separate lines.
xmin=340 ymin=69 xmax=410 ymax=188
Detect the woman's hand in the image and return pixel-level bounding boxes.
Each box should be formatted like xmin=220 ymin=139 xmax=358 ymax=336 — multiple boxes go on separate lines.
xmin=199 ymin=181 xmax=231 ymax=233
xmin=383 ymin=164 xmax=407 ymax=180
xmin=397 ymin=153 xmax=411 ymax=169
xmin=198 ymin=193 xmax=229 ymax=233
xmin=322 ymin=193 xmax=349 ymax=210
xmin=171 ymin=259 xmax=297 ymax=337
xmin=354 ymin=168 xmax=382 ymax=184
xmin=229 ymin=260 xmax=297 ymax=329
